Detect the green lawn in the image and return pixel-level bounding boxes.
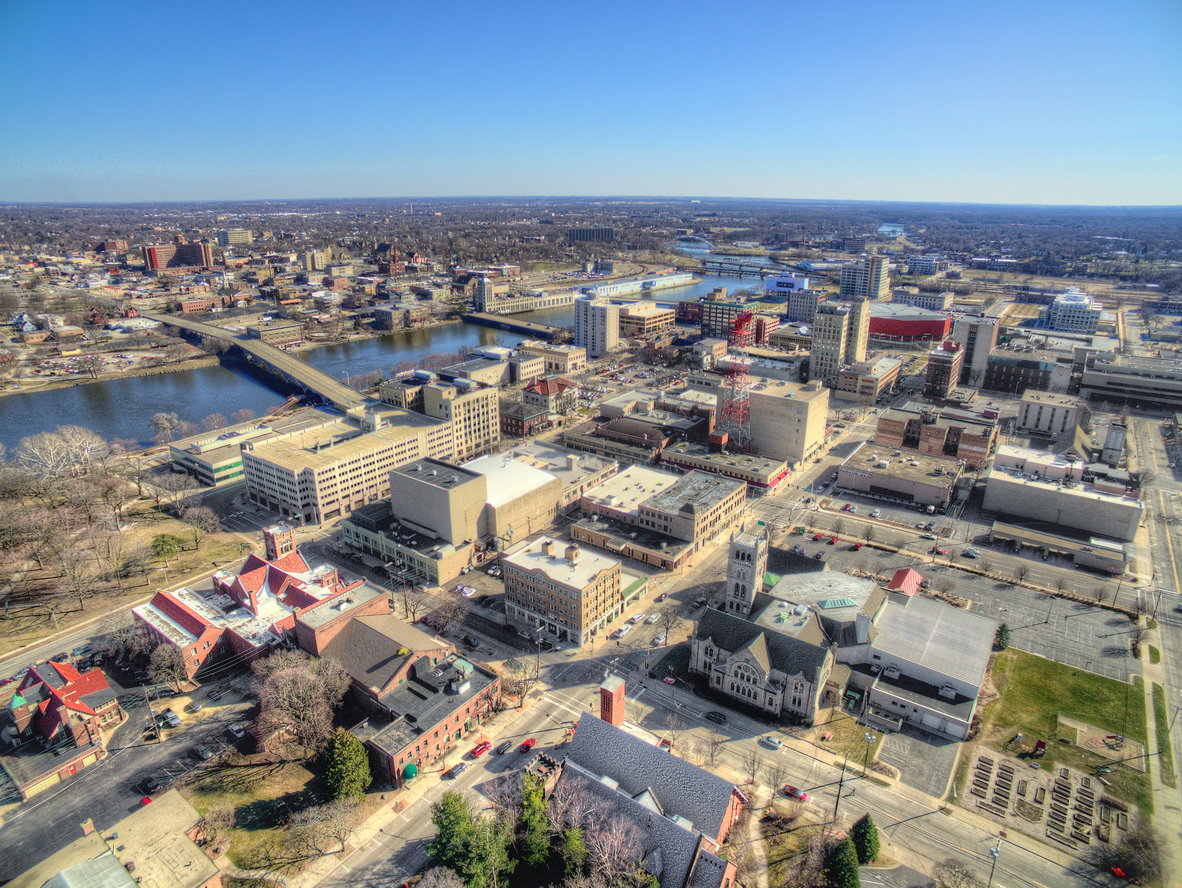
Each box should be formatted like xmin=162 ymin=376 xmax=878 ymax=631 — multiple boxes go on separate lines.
xmin=977 ymin=650 xmax=1151 ymax=812
xmin=1149 ymin=645 xmax=1161 ymax=665
xmin=1153 ymin=684 xmax=1177 ymax=788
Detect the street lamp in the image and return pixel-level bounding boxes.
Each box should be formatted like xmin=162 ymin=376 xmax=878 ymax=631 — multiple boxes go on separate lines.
xmin=863 ymin=732 xmax=876 ymax=772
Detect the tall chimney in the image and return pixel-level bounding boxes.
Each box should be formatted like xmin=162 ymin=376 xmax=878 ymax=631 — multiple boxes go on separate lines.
xmin=600 ymin=675 xmax=625 ymax=727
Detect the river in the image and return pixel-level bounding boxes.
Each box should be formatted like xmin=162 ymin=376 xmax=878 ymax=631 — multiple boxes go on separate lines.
xmin=0 ymin=271 xmax=759 ymax=452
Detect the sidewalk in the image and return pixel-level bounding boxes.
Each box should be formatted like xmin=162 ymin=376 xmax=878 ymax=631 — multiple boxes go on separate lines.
xmin=1136 ymin=622 xmax=1182 ymax=887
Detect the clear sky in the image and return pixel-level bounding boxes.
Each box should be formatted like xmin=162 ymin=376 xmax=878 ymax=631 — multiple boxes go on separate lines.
xmin=1 ymin=0 xmax=1179 ymax=205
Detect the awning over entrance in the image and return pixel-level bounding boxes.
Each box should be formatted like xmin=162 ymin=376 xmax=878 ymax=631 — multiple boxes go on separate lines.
xmin=403 ymin=763 xmax=418 ymax=780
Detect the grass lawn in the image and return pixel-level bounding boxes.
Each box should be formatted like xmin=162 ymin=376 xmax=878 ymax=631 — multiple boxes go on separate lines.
xmin=1153 ymin=684 xmax=1177 ymax=788
xmin=183 ymin=752 xmax=325 ymax=872
xmin=977 ymin=649 xmax=1151 ymax=813
xmin=811 ymin=710 xmax=885 ymax=765
xmin=762 ymin=816 xmax=821 ymax=887
xmin=649 ymin=642 xmax=691 ymax=682
xmin=1149 ymin=645 xmax=1161 ymax=665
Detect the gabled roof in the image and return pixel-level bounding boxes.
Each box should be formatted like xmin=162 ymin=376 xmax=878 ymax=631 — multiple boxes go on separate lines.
xmin=696 ymin=607 xmax=830 ymax=681
xmin=567 ymin=712 xmax=742 ymax=842
xmin=17 ymin=662 xmax=118 ymax=739
xmin=147 ymin=591 xmax=214 ymax=638
xmin=524 ymin=376 xmax=575 ymax=395
xmin=888 ymin=568 xmax=923 ymax=596
xmin=321 ymin=614 xmax=447 ymax=695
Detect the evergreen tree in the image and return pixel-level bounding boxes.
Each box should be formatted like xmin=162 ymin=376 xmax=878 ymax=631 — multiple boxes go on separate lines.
xmin=562 ymin=826 xmax=588 ymax=876
xmin=520 ymin=774 xmax=550 ymax=867
xmin=823 ymin=838 xmax=861 ymax=888
xmin=995 ymin=623 xmax=1011 ymax=651
xmin=430 ymin=792 xmax=476 ymax=874
xmin=324 ymin=728 xmax=372 ymax=801
xmin=850 ymin=814 xmax=880 ymax=864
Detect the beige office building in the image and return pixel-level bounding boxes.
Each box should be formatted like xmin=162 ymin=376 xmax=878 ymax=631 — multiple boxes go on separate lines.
xmin=618 ymin=302 xmax=676 ymax=338
xmin=840 ymin=255 xmax=889 ymax=299
xmin=811 ymin=303 xmax=849 ymax=387
xmin=733 ymin=379 xmax=829 ymax=466
xmin=242 ymin=413 xmax=454 ymax=525
xmin=379 ymin=379 xmax=500 ymax=462
xmin=504 ymin=538 xmax=622 ymax=646
xmin=516 ymin=341 xmax=589 ymax=375
xmin=845 ymin=298 xmax=870 ymax=365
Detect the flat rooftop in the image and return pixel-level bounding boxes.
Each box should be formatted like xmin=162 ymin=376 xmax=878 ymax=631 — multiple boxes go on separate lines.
xmin=463 ymin=454 xmax=558 ymax=509
xmin=662 ymin=442 xmax=787 ymax=476
xmin=504 ymin=537 xmax=618 ymax=589
xmin=393 ymin=457 xmax=483 ymax=490
xmin=643 ymin=470 xmax=745 ymax=515
xmin=170 ymin=407 xmax=339 ymax=458
xmin=248 ymin=414 xmax=445 ymax=471
xmin=346 ymin=501 xmax=465 ymax=556
xmin=763 ymin=572 xmax=880 ymax=627
xmin=582 ymin=465 xmax=681 ymax=517
xmin=746 ymin=378 xmax=829 ymax=402
xmin=1019 ymin=390 xmax=1079 ymax=408
xmin=873 ymin=593 xmax=997 ymax=691
xmin=842 ymin=448 xmax=963 ymax=488
xmin=986 ymin=465 xmax=1144 ymax=507
xmin=495 ymin=440 xmax=617 ymax=487
xmin=572 ymin=515 xmax=694 ymax=562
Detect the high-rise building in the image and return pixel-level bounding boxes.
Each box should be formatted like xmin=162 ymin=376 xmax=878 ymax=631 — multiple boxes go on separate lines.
xmin=574 ymin=296 xmax=619 ymax=358
xmin=1045 ymin=289 xmax=1102 ymax=334
xmin=567 ymin=227 xmax=615 ymax=244
xmin=845 ymin=297 xmax=870 ymax=365
xmin=924 ymin=340 xmax=964 ymax=399
xmin=951 ymin=316 xmax=999 ymax=385
xmin=217 ymin=228 xmax=254 ymax=246
xmin=811 ymin=303 xmax=849 ymax=387
xmin=839 ymin=255 xmax=890 ymax=299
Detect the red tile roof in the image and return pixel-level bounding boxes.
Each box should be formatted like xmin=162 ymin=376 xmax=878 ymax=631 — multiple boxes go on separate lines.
xmin=524 ymin=377 xmax=574 ymax=395
xmin=148 ymin=590 xmax=214 ymax=637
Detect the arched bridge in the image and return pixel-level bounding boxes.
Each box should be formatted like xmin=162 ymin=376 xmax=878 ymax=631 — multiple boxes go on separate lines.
xmin=142 ymin=311 xmax=369 ymax=412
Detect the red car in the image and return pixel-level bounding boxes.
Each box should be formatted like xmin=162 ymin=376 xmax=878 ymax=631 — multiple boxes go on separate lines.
xmin=828 ymin=536 xmax=838 ymax=545
xmin=518 ymin=738 xmax=537 ymax=753
xmin=782 ymin=785 xmax=810 ymax=802
xmin=853 ymin=542 xmax=863 ymax=550
xmin=812 ymin=533 xmax=824 ymax=541
xmin=841 ymin=503 xmax=852 ymax=512
xmin=470 ymin=741 xmax=491 ymax=758
xmin=931 ymin=547 xmax=947 ymax=555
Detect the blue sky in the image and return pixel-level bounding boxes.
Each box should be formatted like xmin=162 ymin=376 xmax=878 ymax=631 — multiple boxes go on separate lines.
xmin=0 ymin=0 xmax=1179 ymax=205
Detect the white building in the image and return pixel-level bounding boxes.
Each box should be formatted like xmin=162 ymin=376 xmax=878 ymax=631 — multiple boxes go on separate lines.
xmin=765 ymin=273 xmax=810 ymax=296
xmin=1045 ymin=288 xmax=1102 ymax=334
xmin=906 ymin=256 xmax=941 ymax=276
xmin=574 ymin=296 xmax=619 ymax=358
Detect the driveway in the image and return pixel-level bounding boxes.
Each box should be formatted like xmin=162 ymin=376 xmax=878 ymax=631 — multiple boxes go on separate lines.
xmin=877 ymin=724 xmax=961 ymax=799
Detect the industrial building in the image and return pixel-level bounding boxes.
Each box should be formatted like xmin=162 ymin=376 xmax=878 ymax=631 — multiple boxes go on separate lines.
xmin=874 ymin=405 xmax=998 ymax=469
xmin=837 ymin=450 xmax=964 ymax=507
xmin=503 ymin=538 xmax=622 ymax=646
xmin=1016 ymin=391 xmax=1080 ymax=436
xmin=982 ymin=460 xmax=1143 ymax=542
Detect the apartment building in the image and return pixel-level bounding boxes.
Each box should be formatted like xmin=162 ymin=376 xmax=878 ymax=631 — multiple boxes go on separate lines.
xmin=217 ymin=228 xmax=254 ymax=246
xmin=503 ymin=538 xmax=622 ymax=646
xmin=142 ymin=240 xmax=214 ymax=273
xmin=810 ymin=303 xmax=849 ymax=387
xmin=574 ymin=296 xmax=619 ymax=358
xmin=839 ymin=255 xmax=889 ymax=299
xmin=923 ymin=340 xmax=964 ymax=399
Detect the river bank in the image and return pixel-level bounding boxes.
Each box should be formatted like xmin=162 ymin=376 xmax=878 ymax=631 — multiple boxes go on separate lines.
xmin=0 ymin=353 xmax=224 ymax=400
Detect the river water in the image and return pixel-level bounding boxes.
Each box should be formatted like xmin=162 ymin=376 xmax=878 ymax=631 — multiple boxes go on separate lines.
xmin=0 ymin=271 xmax=758 ymax=452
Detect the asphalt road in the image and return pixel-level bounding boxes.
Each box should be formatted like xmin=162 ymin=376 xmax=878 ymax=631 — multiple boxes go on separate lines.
xmin=0 ymin=672 xmax=255 ymax=880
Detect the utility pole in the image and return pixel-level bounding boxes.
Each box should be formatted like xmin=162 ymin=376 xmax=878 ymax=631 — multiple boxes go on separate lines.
xmin=143 ymin=685 xmax=158 ymax=743
xmin=832 ymin=750 xmax=850 ymax=824
xmin=986 ymin=837 xmax=1002 ymax=888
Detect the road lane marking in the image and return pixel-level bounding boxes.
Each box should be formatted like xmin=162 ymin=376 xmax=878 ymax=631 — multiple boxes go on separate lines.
xmin=1159 ymin=490 xmax=1180 ymax=594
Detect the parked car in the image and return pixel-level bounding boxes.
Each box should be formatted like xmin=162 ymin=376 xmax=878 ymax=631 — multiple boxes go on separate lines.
xmin=760 ymin=736 xmax=783 ymax=750
xmin=470 ymin=741 xmax=491 ymax=758
xmin=629 ymin=613 xmax=647 ymax=624
xmin=185 ymin=700 xmax=203 ymax=714
xmin=841 ymin=503 xmax=852 ymax=512
xmin=813 ymin=552 xmax=825 ymax=561
xmin=645 ymin=613 xmax=661 ymax=624
xmin=462 ymin=635 xmax=479 ymax=647
xmin=782 ymin=785 xmax=809 ymax=802
xmin=444 ymin=762 xmax=469 ymax=779
xmin=161 ymin=709 xmax=181 ymax=728
xmin=518 ymin=738 xmax=537 ymax=753
xmin=932 ymin=547 xmax=948 ymax=556
xmin=828 ymin=536 xmax=838 ymax=545
xmin=921 ymin=533 xmax=937 ymax=541
xmin=962 ymin=548 xmax=981 ymax=559
xmin=192 ymin=745 xmax=213 ymax=761
xmin=495 ymin=741 xmax=514 ymax=755
xmin=539 ymin=640 xmax=555 ymax=651
xmin=50 ymin=652 xmax=69 ymax=663
xmin=228 ymin=723 xmax=246 ymax=739
xmin=869 ymin=509 xmax=880 ymax=518
xmin=848 ymin=505 xmax=858 ymax=513
xmin=705 ymin=711 xmax=728 ymax=725
xmin=850 ymin=542 xmax=863 ymax=551
xmin=651 ymin=633 xmax=667 ymax=646
xmin=812 ymin=533 xmax=824 ymax=541
xmin=208 ymin=689 xmax=223 ymax=702
xmin=655 ymin=593 xmax=668 ymax=602
xmin=143 ymin=776 xmax=162 ymax=794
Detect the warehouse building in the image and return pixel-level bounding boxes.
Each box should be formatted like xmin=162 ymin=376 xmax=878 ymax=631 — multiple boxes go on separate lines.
xmin=837 ymin=450 xmax=964 ymax=507
xmin=981 ymin=463 xmax=1143 ymax=542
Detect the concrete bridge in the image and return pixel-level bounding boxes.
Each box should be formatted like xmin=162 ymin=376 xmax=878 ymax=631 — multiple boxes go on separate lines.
xmin=142 ymin=311 xmax=369 ymax=412
xmin=698 ymin=258 xmax=806 ymax=278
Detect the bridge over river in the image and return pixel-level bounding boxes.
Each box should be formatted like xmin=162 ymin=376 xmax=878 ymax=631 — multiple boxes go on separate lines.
xmin=142 ymin=312 xmax=370 ymax=412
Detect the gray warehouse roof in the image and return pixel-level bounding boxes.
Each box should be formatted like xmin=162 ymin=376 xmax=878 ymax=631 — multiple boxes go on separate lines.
xmin=872 ymin=593 xmax=996 ymax=692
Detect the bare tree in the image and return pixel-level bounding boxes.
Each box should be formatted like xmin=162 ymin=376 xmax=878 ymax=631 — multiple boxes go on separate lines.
xmin=1056 ymin=576 xmax=1069 ymax=595
xmin=584 ymin=815 xmax=642 ymax=886
xmin=149 ymin=412 xmax=182 ymax=443
xmin=664 ymin=714 xmax=685 ymax=748
xmin=1012 ymin=563 xmax=1030 ymax=585
xmin=656 ymin=604 xmax=685 ymax=645
xmin=182 ymin=506 xmax=220 ymax=548
xmin=201 ymin=412 xmax=228 ymax=431
xmin=502 ymin=656 xmax=541 ymax=703
xmin=260 ymin=666 xmax=335 ymax=755
xmin=741 ymin=746 xmax=764 ymax=785
xmin=1093 ymin=586 xmax=1111 ymax=605
xmin=832 ymin=517 xmax=845 ymax=537
xmin=979 ymin=556 xmax=993 ymax=574
xmin=433 ymin=597 xmax=469 ymax=635
xmin=396 ymin=583 xmax=429 ymax=620
xmin=149 ymin=644 xmax=189 ymax=690
xmin=706 ymin=731 xmax=727 ymax=766
xmin=107 ymin=619 xmax=152 ymax=661
xmin=419 ymin=868 xmax=466 ymax=888
xmin=934 ymin=577 xmax=956 ymax=595
xmin=765 ymin=758 xmax=788 ymax=796
xmin=251 ymin=649 xmax=310 ymax=680
xmin=231 ymin=408 xmax=256 ymax=424
xmin=58 ymin=546 xmax=102 ymax=610
xmin=286 ymin=798 xmax=359 ymax=857
xmin=862 ymin=524 xmax=876 ymax=543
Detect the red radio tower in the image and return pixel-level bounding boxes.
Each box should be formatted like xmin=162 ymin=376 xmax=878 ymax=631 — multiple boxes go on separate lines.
xmin=718 ymin=358 xmax=752 ymax=453
xmin=727 ymin=310 xmax=755 ymax=349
